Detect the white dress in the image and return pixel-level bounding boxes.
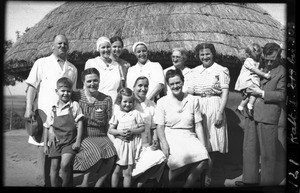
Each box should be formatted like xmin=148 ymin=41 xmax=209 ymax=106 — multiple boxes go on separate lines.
xmin=154 ymin=94 xmax=209 ymax=170
xmin=235 ymin=57 xmax=261 ymax=91
xmin=188 ymin=63 xmax=230 ymax=153
xmin=132 ymin=99 xmax=166 ymax=180
xmin=109 ymin=108 xmax=144 ymax=166
xmin=126 ymin=60 xmax=165 ymax=99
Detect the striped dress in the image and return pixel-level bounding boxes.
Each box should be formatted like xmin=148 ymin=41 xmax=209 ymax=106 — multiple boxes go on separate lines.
xmin=72 ymin=90 xmax=117 ymax=171
xmin=189 ymin=63 xmax=230 ymax=153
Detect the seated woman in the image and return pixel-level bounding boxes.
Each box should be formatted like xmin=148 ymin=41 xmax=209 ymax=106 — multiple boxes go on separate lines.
xmin=72 ymin=68 xmax=117 ymax=187
xmin=154 ymin=68 xmax=209 ymax=188
xmin=131 ymin=76 xmax=167 ymax=187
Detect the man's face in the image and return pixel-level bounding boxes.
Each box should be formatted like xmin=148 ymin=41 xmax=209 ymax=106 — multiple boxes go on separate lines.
xmin=52 ymin=35 xmax=69 ymax=59
xmin=264 ymin=50 xmax=279 ymax=69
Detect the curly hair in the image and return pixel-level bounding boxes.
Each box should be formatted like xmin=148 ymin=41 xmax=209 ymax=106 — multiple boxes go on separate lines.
xmin=115 ymin=87 xmax=136 ymax=107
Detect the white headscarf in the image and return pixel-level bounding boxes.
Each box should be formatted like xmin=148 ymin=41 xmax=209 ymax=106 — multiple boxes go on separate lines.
xmin=96 ymin=37 xmax=111 ymax=52
xmin=132 ymin=41 xmax=148 ymax=53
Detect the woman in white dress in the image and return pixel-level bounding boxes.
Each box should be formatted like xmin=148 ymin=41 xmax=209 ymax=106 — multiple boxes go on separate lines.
xmin=126 ymin=42 xmax=165 ymax=102
xmin=187 ymin=42 xmax=230 ymax=186
xmin=131 ymin=76 xmax=167 ymax=187
xmin=155 ymin=68 xmax=209 ymax=188
xmin=85 ymin=36 xmax=122 ymax=103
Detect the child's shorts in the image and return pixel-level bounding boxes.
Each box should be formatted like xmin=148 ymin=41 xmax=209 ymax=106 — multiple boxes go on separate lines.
xmin=49 ymin=142 xmax=77 ymax=158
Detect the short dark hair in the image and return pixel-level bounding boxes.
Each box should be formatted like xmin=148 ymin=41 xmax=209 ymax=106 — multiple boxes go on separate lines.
xmin=110 ymin=36 xmax=124 ymax=47
xmin=57 ymin=77 xmax=73 ymax=89
xmin=81 ymin=68 xmax=100 ymax=82
xmin=195 ymin=43 xmax=217 ymax=61
xmin=115 ymin=87 xmax=136 ymax=105
xmin=263 ymin=42 xmax=282 ymax=57
xmin=165 ymin=68 xmax=184 ymax=85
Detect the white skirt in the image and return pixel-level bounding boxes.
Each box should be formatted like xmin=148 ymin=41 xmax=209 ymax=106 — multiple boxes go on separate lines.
xmin=132 ymin=146 xmax=166 ymax=179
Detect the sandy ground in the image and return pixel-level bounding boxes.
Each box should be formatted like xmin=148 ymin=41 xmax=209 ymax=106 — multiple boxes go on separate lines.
xmin=3 ymin=128 xmax=244 ymax=187
xmin=3 ymin=128 xmax=285 ymax=188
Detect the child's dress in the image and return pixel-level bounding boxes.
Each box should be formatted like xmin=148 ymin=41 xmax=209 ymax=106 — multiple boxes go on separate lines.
xmin=235 ymin=58 xmax=261 ymax=91
xmin=109 ymin=106 xmax=144 ymax=166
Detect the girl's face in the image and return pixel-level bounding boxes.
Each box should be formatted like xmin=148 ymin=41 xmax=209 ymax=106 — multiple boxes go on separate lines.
xmin=168 ymin=75 xmax=183 ymax=97
xmin=111 ymin=40 xmax=123 ymax=58
xmin=172 ymin=50 xmax=185 ymax=68
xmin=134 ymin=44 xmax=148 ymax=64
xmin=98 ymin=42 xmax=111 ymax=59
xmin=199 ymin=48 xmax=214 ymax=68
xmin=121 ymin=95 xmax=134 ymax=112
xmin=84 ymin=73 xmax=99 ymax=93
xmin=133 ymin=79 xmax=149 ymax=101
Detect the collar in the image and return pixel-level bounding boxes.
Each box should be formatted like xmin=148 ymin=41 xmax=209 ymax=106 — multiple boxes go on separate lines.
xmin=53 ymin=100 xmax=72 ymax=111
xmin=195 ymin=62 xmax=217 ymax=74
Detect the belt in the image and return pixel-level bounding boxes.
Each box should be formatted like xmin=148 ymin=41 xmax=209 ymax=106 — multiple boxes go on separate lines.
xmin=194 ymin=93 xmax=220 ymax=97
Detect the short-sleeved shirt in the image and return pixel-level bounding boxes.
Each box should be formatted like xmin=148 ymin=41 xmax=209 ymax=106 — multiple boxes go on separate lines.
xmin=43 ymin=100 xmax=84 ymax=128
xmin=85 ymin=57 xmax=121 ymax=102
xmin=164 ymin=66 xmax=192 ymax=95
xmin=25 ymin=54 xmax=78 ymax=145
xmin=154 ymin=94 xmax=202 ymax=129
xmin=188 ymin=63 xmax=230 ymax=95
xmin=126 ymin=60 xmax=165 ymax=98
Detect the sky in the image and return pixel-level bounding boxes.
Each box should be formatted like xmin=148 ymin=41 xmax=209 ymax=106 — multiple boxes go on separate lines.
xmin=3 ymin=1 xmax=287 ymax=96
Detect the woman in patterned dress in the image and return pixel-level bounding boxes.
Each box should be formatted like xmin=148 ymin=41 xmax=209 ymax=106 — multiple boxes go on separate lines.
xmin=155 ymin=68 xmax=209 ymax=188
xmin=72 ymin=68 xmax=117 ymax=187
xmin=187 ymin=43 xmax=230 ymax=186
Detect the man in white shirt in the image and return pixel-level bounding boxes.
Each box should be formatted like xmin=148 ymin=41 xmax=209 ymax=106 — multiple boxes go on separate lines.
xmin=24 ymin=34 xmax=78 ymax=187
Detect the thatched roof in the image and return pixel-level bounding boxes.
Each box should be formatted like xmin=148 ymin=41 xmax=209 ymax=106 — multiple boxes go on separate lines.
xmin=5 ymin=2 xmax=285 ymax=70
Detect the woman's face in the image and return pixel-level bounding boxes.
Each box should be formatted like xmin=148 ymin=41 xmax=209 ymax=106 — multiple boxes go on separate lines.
xmin=133 ymin=78 xmax=149 ymax=101
xmin=98 ymin=42 xmax=111 ymax=59
xmin=168 ymin=75 xmax=183 ymax=97
xmin=199 ymin=48 xmax=214 ymax=68
xmin=172 ymin=50 xmax=185 ymax=68
xmin=134 ymin=44 xmax=148 ymax=64
xmin=111 ymin=40 xmax=123 ymax=58
xmin=83 ymin=73 xmax=99 ymax=93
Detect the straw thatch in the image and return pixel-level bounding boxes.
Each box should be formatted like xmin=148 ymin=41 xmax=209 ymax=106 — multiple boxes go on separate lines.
xmin=4 ymin=2 xmax=285 ymax=76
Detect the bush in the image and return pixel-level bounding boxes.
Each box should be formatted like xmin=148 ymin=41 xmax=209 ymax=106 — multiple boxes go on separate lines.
xmin=4 ymin=109 xmax=25 ymax=131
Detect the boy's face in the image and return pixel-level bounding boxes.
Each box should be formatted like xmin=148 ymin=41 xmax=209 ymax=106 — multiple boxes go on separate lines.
xmin=56 ymin=86 xmax=72 ymax=103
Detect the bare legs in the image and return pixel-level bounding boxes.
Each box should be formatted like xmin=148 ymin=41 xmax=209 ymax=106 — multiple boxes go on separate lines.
xmin=111 ymin=164 xmax=133 ymax=187
xmin=168 ymin=160 xmax=208 ymax=188
xmin=79 ymin=157 xmax=115 ymax=187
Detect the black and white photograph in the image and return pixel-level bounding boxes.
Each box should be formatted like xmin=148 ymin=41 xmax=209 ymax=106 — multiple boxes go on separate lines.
xmin=3 ymin=1 xmax=297 ymax=191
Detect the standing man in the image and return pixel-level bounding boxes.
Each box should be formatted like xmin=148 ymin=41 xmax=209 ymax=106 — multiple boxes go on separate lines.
xmin=235 ymin=42 xmax=286 ymax=186
xmin=24 ymin=34 xmax=78 ymax=187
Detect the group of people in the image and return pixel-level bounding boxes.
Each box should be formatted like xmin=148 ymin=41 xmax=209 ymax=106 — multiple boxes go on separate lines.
xmin=24 ymin=34 xmax=285 ymax=188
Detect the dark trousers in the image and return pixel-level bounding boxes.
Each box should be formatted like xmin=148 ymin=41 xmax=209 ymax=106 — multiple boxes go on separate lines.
xmin=242 ymin=117 xmax=278 ymax=185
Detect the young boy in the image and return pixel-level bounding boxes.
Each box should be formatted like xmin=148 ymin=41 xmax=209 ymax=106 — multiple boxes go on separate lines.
xmin=43 ymin=77 xmax=84 ymax=187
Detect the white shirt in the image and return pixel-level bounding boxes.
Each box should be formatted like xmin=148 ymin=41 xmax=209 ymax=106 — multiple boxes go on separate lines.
xmin=163 ymin=66 xmax=192 ymax=95
xmin=85 ymin=56 xmax=121 ymax=103
xmin=25 ymin=54 xmax=78 ymax=145
xmin=126 ymin=60 xmax=165 ymax=98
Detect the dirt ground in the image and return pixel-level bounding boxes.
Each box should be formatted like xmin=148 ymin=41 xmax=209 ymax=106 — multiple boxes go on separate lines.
xmin=3 ymin=126 xmax=286 ymax=188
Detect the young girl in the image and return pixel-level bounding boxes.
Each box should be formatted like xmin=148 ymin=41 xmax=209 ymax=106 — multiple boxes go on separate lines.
xmin=109 ymin=88 xmax=145 ymax=187
xmin=234 ymin=43 xmax=271 ymax=116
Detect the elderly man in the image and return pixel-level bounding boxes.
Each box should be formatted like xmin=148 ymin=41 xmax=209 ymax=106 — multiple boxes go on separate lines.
xmin=24 ymin=34 xmax=78 ymax=187
xmin=235 ymin=42 xmax=286 ymax=186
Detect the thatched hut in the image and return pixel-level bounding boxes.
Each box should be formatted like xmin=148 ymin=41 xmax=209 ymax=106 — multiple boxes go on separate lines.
xmin=4 ymin=2 xmax=285 ymax=89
